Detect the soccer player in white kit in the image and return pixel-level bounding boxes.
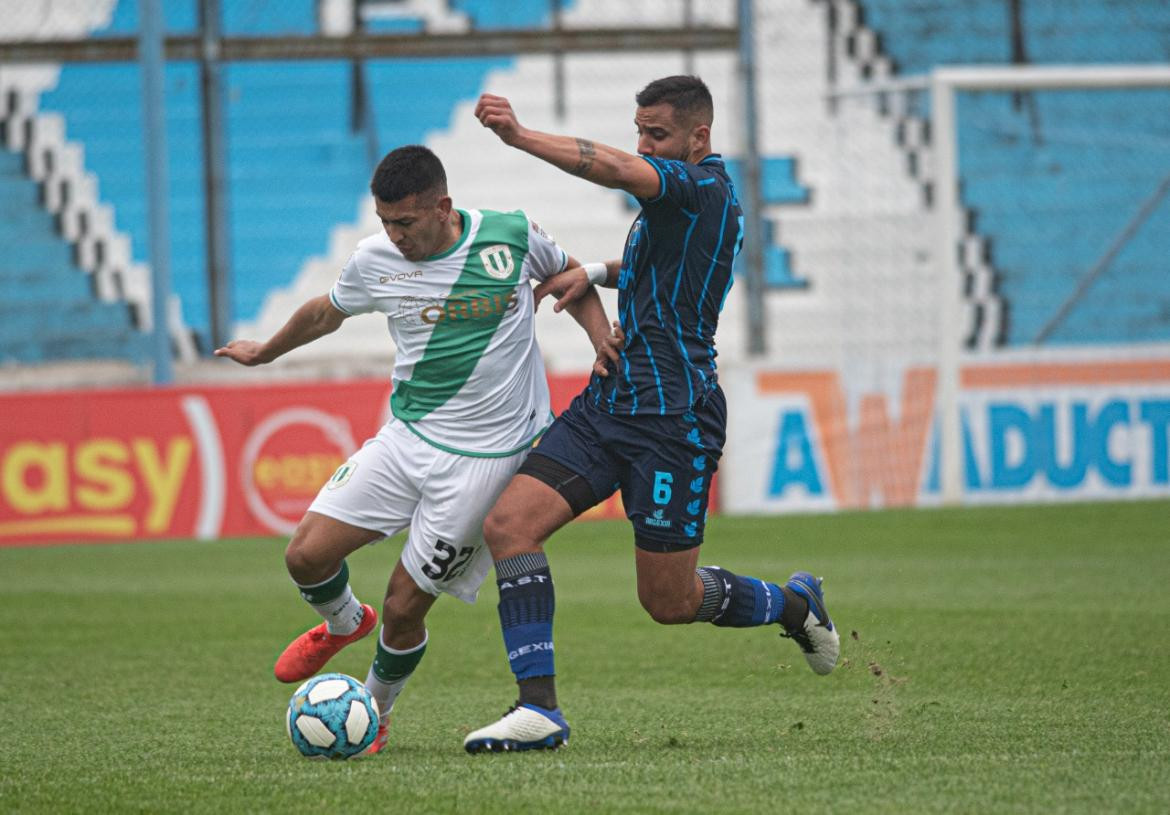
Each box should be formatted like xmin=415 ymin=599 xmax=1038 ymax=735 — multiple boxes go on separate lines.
xmin=215 ymin=145 xmax=615 ymax=754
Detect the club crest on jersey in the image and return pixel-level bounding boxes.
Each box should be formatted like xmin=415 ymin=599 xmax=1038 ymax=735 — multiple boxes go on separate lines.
xmin=326 ymin=460 xmax=358 ymax=490
xmin=479 ymin=244 xmax=514 ymax=279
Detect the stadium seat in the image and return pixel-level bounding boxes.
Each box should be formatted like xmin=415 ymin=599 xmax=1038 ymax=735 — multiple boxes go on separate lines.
xmin=851 ymin=0 xmax=1170 ymax=345
xmin=23 ymin=0 xmax=1168 ymax=365
xmin=0 ymin=147 xmax=148 ymax=364
xmin=34 ymin=1 xmax=556 ymax=350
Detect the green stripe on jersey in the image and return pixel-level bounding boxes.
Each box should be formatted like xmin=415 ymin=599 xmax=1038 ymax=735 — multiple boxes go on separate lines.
xmin=391 ymin=210 xmax=530 ymax=422
xmin=402 ymin=414 xmax=552 ymax=458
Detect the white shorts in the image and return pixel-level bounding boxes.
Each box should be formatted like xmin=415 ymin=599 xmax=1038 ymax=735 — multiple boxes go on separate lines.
xmin=307 ymin=418 xmax=528 ymax=604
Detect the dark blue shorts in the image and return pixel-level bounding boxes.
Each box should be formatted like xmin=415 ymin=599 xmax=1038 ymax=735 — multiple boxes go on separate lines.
xmin=530 ymin=386 xmax=726 ymax=551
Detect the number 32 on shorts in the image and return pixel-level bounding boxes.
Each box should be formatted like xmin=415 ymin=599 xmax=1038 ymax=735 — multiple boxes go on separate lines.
xmin=422 ymin=540 xmax=476 ymax=581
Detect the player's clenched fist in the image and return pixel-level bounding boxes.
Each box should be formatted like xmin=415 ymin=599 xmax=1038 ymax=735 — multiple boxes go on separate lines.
xmin=475 ymin=93 xmax=525 ymax=146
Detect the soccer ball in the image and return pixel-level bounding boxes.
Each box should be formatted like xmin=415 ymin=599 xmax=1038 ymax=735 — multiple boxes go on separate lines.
xmin=286 ymin=673 xmax=380 ymax=759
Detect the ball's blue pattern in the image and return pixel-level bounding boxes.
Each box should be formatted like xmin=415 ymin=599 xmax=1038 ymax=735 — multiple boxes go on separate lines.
xmin=286 ymin=673 xmax=379 ymax=759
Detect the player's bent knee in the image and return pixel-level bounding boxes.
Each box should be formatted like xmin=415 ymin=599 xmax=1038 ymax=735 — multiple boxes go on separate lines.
xmin=380 ymin=598 xmax=422 ymax=631
xmin=284 ymin=528 xmax=336 ymax=584
xmin=481 ymin=507 xmax=507 ymax=547
xmin=284 ymin=543 xmax=323 ymax=584
xmin=379 ymin=593 xmax=429 ymax=647
xmin=638 ymin=594 xmax=694 ymax=625
xmin=482 ymin=507 xmax=527 ymax=556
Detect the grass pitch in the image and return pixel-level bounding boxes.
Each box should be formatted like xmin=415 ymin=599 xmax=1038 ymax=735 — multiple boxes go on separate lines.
xmin=2 ymin=500 xmax=1168 ymax=814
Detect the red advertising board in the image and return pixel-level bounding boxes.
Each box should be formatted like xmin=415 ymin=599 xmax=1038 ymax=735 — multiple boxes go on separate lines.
xmin=0 ymin=373 xmax=694 ymax=546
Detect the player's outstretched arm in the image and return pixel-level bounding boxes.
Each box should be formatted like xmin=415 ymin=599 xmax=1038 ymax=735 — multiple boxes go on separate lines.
xmin=533 ymin=260 xmax=619 ymax=313
xmin=475 ymin=93 xmax=660 ymax=199
xmin=214 ymin=294 xmax=347 ymax=366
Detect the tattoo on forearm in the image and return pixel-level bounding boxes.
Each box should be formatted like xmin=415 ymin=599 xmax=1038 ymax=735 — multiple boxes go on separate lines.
xmin=571 ymin=138 xmax=596 ymax=177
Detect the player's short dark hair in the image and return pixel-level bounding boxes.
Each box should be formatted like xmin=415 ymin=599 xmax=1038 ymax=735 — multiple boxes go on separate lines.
xmin=635 ymin=75 xmax=714 ymax=125
xmin=370 ymin=145 xmax=448 ymax=203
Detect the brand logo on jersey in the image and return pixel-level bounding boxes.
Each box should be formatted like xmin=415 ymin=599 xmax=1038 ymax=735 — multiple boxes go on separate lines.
xmin=479 ymin=244 xmax=514 ymax=279
xmin=644 ymin=508 xmax=672 ymax=529
xmin=379 ymin=270 xmax=422 ymax=284
xmin=419 ymin=289 xmax=519 ymax=325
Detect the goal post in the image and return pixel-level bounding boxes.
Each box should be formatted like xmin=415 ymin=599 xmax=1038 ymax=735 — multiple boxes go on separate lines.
xmin=929 ymin=64 xmax=1170 ymax=504
xmin=783 ymin=61 xmax=1170 ymax=511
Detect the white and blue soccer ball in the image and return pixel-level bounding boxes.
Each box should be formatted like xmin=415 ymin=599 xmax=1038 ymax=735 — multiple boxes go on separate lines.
xmin=286 ymin=673 xmax=379 ymax=759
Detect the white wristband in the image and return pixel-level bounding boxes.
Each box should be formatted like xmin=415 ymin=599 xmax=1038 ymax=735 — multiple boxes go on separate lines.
xmin=582 ymin=262 xmax=608 ymax=286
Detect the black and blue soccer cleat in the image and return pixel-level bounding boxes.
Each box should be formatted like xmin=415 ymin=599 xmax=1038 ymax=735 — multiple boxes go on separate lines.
xmin=781 ymin=571 xmax=840 ymax=675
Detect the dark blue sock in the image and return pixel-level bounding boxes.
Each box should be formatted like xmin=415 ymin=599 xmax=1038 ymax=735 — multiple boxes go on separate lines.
xmin=496 ymin=552 xmax=556 ymax=680
xmin=695 ymin=566 xmax=785 ymax=627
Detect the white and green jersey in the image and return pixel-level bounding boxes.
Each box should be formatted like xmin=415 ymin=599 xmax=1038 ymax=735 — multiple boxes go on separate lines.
xmin=330 ymin=208 xmax=569 ymax=456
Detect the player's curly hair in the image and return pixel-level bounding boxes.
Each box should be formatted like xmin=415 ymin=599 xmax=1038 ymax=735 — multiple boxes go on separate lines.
xmin=635 ymin=75 xmax=713 ymax=125
xmin=370 ymin=144 xmax=448 ymax=203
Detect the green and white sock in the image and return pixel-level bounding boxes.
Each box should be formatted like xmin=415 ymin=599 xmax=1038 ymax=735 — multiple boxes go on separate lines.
xmin=295 ymin=561 xmax=363 ymax=635
xmin=365 ymin=628 xmax=428 ymax=723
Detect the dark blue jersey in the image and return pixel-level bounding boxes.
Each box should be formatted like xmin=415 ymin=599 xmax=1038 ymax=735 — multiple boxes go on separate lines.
xmin=589 ymin=153 xmax=743 ymax=415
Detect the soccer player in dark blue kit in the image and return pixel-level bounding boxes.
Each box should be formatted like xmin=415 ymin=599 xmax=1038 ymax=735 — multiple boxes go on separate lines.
xmin=465 ymin=76 xmax=839 ymax=752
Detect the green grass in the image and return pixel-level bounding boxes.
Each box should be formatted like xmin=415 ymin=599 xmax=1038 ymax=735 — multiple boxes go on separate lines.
xmin=2 ymin=501 xmax=1169 ymax=813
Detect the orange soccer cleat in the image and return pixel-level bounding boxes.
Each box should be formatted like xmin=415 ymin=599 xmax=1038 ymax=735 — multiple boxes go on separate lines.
xmin=363 ymin=720 xmax=390 ymax=756
xmin=274 ymin=604 xmax=378 ymax=683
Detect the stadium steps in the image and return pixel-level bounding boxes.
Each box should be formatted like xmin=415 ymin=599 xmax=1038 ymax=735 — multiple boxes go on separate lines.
xmin=40 ymin=57 xmax=375 ymax=338
xmin=0 ymin=148 xmax=151 ymax=364
xmin=37 ymin=0 xmax=803 ymax=372
xmin=858 ymin=0 xmax=1170 ymax=69
xmin=37 ymin=0 xmax=536 ymax=345
xmin=848 ymin=0 xmax=1170 ymax=346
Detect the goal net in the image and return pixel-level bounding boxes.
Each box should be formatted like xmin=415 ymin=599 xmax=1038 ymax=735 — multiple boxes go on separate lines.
xmin=720 ymin=60 xmax=1170 ymax=513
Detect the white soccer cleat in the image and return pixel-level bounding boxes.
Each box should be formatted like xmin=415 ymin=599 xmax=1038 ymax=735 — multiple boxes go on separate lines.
xmin=463 ymin=703 xmax=570 ymax=753
xmin=781 ymin=571 xmax=840 ymax=675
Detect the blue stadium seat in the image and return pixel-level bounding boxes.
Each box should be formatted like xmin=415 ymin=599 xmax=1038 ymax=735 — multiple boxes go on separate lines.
xmin=36 ymin=1 xmax=560 ymax=349
xmin=855 ymin=0 xmax=1170 ymax=344
xmin=30 ymin=0 xmax=815 ymax=356
xmin=0 ymin=148 xmax=148 ymax=363
xmin=620 ymin=155 xmax=810 ymax=289
xmin=451 ymin=0 xmax=559 ymax=29
xmin=726 ymin=157 xmax=810 ymax=289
